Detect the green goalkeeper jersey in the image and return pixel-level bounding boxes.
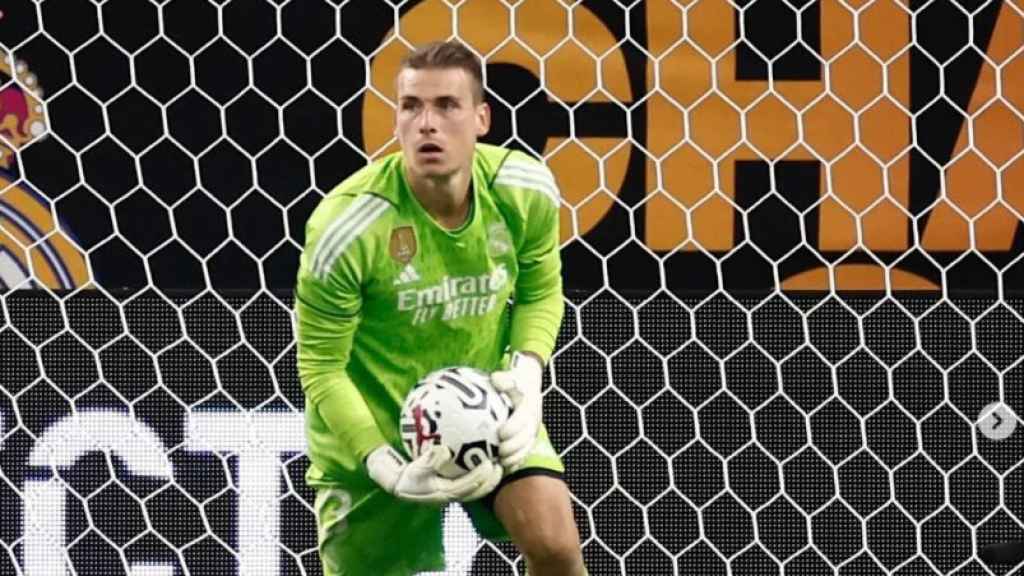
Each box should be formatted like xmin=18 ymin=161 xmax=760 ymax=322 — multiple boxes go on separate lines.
xmin=295 ymin=143 xmax=564 ymax=488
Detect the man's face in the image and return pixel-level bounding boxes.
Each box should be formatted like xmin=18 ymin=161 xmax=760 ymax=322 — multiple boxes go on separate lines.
xmin=395 ymin=67 xmax=489 ymax=180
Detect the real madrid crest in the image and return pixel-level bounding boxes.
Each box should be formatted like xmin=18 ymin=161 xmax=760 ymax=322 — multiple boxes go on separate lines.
xmin=389 ymin=226 xmax=417 ymax=264
xmin=0 ymin=52 xmax=89 ymax=291
xmin=487 ymin=223 xmax=512 ymax=257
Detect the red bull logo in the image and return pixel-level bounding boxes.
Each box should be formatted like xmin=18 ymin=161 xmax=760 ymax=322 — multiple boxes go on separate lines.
xmin=0 ymin=54 xmax=88 ymax=291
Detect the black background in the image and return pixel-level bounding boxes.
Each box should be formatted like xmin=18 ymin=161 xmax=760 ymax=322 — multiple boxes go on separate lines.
xmin=3 ymin=290 xmax=1024 ymax=574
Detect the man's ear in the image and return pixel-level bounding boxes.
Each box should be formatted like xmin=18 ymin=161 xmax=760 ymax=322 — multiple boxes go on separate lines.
xmin=476 ymin=101 xmax=491 ymax=137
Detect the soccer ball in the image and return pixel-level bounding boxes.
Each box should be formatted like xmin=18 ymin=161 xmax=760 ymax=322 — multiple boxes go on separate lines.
xmin=400 ymin=366 xmax=513 ymax=478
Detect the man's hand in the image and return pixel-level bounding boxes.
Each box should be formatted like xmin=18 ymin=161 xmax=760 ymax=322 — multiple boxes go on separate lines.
xmin=366 ymin=444 xmax=502 ymax=504
xmin=491 ymin=351 xmax=544 ymax=471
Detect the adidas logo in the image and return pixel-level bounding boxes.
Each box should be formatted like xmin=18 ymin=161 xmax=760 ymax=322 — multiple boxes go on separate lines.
xmin=394 ymin=263 xmax=421 ymax=285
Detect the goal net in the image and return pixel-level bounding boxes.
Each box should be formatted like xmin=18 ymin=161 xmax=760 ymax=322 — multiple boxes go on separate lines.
xmin=1 ymin=0 xmax=1023 ymax=574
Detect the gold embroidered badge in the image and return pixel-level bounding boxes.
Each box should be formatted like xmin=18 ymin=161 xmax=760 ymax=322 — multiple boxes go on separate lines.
xmin=389 ymin=226 xmax=417 ymax=264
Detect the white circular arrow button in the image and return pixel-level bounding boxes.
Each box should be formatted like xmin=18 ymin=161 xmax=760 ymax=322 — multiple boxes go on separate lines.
xmin=978 ymin=403 xmax=1017 ymax=441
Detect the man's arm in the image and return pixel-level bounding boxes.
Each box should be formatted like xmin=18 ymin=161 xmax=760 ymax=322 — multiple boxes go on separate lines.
xmin=492 ymin=158 xmax=565 ymax=470
xmin=508 ymin=165 xmax=564 ymax=364
xmin=295 ymin=261 xmax=388 ymax=463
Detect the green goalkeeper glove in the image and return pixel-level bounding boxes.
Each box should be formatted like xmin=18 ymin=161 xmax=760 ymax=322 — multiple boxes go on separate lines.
xmin=366 ymin=444 xmax=502 ymax=504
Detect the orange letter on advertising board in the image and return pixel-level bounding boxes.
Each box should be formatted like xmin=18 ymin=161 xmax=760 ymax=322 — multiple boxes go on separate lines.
xmin=647 ymin=0 xmax=919 ymax=290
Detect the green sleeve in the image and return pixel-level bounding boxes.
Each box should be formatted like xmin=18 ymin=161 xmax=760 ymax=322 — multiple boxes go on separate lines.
xmin=295 ymin=213 xmax=387 ymax=462
xmin=509 ymin=188 xmax=565 ymax=365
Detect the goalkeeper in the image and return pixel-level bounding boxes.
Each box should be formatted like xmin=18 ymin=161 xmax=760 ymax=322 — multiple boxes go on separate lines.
xmin=295 ymin=40 xmax=587 ymax=575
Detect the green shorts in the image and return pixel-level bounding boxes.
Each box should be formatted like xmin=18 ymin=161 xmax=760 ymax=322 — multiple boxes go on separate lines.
xmin=314 ymin=424 xmax=564 ymax=576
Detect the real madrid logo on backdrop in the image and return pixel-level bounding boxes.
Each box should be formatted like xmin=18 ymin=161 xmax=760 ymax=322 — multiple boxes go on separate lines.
xmin=0 ymin=51 xmax=88 ymax=291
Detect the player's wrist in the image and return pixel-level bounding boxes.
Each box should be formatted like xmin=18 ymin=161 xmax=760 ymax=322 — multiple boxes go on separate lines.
xmin=510 ymin=351 xmax=543 ymax=386
xmin=365 ymin=444 xmax=405 ymax=493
